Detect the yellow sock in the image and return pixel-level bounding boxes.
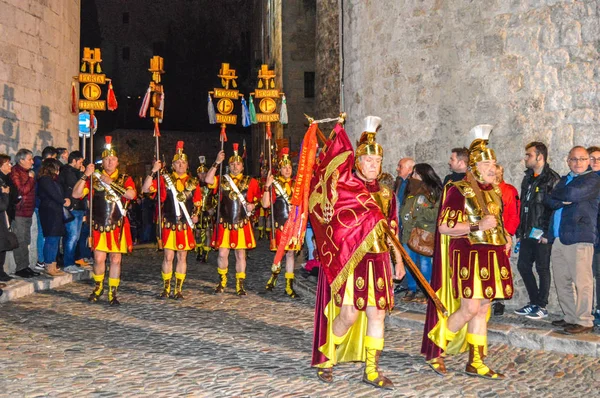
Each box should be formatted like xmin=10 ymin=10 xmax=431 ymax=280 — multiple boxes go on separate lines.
xmin=445 ymin=326 xmax=457 ymax=343
xmin=284 ymin=272 xmax=294 ymax=280
xmin=175 ymin=272 xmax=186 ymax=292
xmin=236 ymin=272 xmax=246 ymax=280
xmin=217 ymin=267 xmax=228 ymax=287
xmin=108 ymin=278 xmax=120 ymax=300
xmin=92 ymin=273 xmax=104 ymax=294
xmin=162 ymin=271 xmax=173 ymax=292
xmin=364 ymin=336 xmax=384 ymax=381
xmin=466 ymin=333 xmax=490 ymax=375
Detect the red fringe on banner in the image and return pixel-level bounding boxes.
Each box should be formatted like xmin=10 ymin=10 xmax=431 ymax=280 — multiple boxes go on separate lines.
xmin=220 ymin=125 xmax=227 ymax=142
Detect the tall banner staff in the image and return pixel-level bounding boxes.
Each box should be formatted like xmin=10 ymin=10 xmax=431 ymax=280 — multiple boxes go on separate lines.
xmin=71 ymin=47 xmax=118 ymax=247
xmin=207 ymin=63 xmax=245 ymax=246
xmin=249 ymin=64 xmax=287 ymax=250
xmin=139 ymin=56 xmax=165 ymax=249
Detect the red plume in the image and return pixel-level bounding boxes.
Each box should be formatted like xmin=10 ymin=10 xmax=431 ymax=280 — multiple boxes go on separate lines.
xmin=105 ymin=136 xmax=113 ymax=145
xmin=281 ymin=147 xmax=289 ymax=156
xmin=70 ymin=81 xmax=77 ymax=114
xmin=176 ymin=141 xmax=184 ymax=150
xmin=107 ymin=82 xmax=118 ymax=111
xmin=232 ymin=143 xmax=239 ymax=152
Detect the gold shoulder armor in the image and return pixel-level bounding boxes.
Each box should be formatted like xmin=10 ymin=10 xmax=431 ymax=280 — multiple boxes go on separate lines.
xmin=451 ymin=180 xmax=475 ymax=198
xmin=380 ymin=183 xmax=392 ymax=199
xmin=186 ymin=177 xmax=199 ymax=191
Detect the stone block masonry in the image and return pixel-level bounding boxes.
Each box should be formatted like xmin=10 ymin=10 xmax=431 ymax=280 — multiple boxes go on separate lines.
xmin=0 ymin=0 xmax=80 ymax=156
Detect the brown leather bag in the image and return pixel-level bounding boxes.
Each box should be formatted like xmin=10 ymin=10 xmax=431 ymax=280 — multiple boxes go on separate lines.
xmin=407 ymin=227 xmax=434 ymax=257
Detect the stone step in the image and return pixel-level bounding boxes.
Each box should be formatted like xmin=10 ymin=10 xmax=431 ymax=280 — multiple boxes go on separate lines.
xmin=0 ymin=267 xmax=92 ymax=303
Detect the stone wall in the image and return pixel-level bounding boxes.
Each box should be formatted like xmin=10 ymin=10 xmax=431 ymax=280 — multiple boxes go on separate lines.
xmin=342 ymin=0 xmax=598 ymax=180
xmin=315 ymin=0 xmax=341 ymax=118
xmin=282 ymin=0 xmax=316 ymax=150
xmin=0 ymin=0 xmax=80 ymax=156
xmin=340 ymin=0 xmax=600 ymax=312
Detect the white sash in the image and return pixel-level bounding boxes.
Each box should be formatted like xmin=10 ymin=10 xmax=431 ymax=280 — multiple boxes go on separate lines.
xmin=224 ymin=174 xmax=250 ymax=217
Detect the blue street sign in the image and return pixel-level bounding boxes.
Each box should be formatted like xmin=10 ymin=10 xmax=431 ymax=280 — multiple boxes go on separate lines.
xmin=78 ymin=111 xmax=98 ymax=137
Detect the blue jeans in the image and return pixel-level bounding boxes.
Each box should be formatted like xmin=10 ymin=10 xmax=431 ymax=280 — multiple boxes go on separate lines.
xmin=35 ymin=208 xmax=45 ymax=263
xmin=403 ymin=243 xmax=432 ymax=293
xmin=63 ymin=210 xmax=84 ymax=266
xmin=43 ymin=236 xmax=61 ymax=264
xmin=305 ymin=226 xmax=315 ymax=260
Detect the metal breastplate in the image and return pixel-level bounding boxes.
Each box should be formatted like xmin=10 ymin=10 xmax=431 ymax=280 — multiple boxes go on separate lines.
xmin=454 ymin=181 xmax=508 ymax=245
xmin=92 ymin=173 xmax=127 ymax=228
xmin=273 ymin=194 xmax=290 ymax=230
xmin=369 ymin=184 xmax=393 ymax=253
xmin=163 ymin=176 xmax=196 ymax=223
xmin=220 ymin=175 xmax=250 ymax=227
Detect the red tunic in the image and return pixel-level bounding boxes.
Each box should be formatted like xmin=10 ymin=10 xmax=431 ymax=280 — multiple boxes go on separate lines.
xmin=149 ymin=173 xmax=202 ymax=251
xmin=84 ymin=170 xmax=136 ymax=253
xmin=209 ymin=174 xmax=260 ymax=249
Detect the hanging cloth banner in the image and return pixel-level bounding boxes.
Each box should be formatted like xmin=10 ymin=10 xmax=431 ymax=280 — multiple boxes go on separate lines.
xmin=241 ymin=97 xmax=251 ymax=127
xmin=208 ymin=94 xmax=217 ymax=124
xmin=279 ymin=94 xmax=288 ymax=125
xmin=139 ymin=86 xmax=151 ymax=118
xmin=249 ymin=95 xmax=257 ymax=124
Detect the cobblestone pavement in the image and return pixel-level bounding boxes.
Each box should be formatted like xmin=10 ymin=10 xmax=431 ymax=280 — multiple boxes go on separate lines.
xmin=1 ymin=240 xmax=600 ymax=397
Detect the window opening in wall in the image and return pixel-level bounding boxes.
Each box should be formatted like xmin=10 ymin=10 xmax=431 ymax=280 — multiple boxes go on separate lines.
xmin=304 ymin=72 xmax=315 ymax=98
xmin=122 ymin=47 xmax=130 ymax=61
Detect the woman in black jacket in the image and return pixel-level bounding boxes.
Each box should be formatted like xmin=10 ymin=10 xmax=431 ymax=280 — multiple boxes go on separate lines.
xmin=37 ymin=158 xmax=69 ymax=276
xmin=0 ymin=154 xmax=15 ymax=282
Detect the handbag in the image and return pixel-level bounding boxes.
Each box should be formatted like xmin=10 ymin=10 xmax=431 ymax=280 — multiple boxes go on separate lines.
xmin=406 ymin=195 xmax=434 ymax=257
xmin=62 ymin=207 xmax=74 ymax=223
xmin=0 ymin=212 xmax=19 ymax=251
xmin=408 ymin=227 xmax=434 ymax=257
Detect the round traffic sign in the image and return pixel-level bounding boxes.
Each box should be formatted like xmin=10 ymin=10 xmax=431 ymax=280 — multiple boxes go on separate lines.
xmin=78 ymin=111 xmax=98 ymax=137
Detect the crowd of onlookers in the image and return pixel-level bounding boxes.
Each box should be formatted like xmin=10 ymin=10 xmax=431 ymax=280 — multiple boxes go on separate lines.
xmin=391 ymin=142 xmax=600 ymax=334
xmin=2 ymin=141 xmax=600 ymax=334
xmin=0 ymin=147 xmax=95 ymax=297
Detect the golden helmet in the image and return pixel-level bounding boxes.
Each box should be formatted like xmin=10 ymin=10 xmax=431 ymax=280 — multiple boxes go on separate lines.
xmin=229 ymin=143 xmax=243 ymax=164
xmin=101 ymin=136 xmax=117 ymax=158
xmin=278 ymin=147 xmax=292 ymax=169
xmin=197 ymin=155 xmax=208 ymax=174
xmin=468 ymin=124 xmax=496 ymax=181
xmin=172 ymin=141 xmax=188 ymax=162
xmin=355 ymin=116 xmax=383 ymax=176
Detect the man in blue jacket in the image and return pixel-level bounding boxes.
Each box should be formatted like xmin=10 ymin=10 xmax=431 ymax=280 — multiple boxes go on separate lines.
xmin=546 ymin=146 xmax=600 ymax=334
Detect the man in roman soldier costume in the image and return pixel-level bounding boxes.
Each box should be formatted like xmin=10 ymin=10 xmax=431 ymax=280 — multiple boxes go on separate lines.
xmin=421 ymin=125 xmax=513 ymax=379
xmin=205 ymin=143 xmax=261 ymax=295
xmin=73 ymin=136 xmax=137 ymax=306
xmin=194 ymin=156 xmax=215 ymax=263
xmin=262 ymin=147 xmax=300 ymax=298
xmin=142 ymin=141 xmax=202 ymax=299
xmin=311 ymin=116 xmax=404 ymax=390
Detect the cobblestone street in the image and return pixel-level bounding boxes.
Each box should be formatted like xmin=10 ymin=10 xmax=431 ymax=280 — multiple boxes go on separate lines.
xmin=1 ymin=240 xmax=600 ymax=397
